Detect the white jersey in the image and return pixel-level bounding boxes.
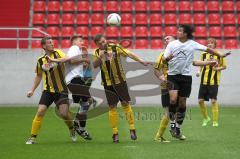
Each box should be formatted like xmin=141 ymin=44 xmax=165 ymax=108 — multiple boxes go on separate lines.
xmin=65 ymin=45 xmax=84 ymax=84
xmin=163 ymin=39 xmax=207 ymax=76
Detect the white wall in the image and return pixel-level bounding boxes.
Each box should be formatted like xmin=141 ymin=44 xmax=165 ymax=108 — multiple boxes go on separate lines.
xmin=0 ymin=49 xmax=239 ymax=106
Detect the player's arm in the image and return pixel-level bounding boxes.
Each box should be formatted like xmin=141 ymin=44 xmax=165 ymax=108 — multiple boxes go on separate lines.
xmin=127 ymin=52 xmax=150 ymax=66
xmin=93 ymin=50 xmax=105 ymax=68
xmin=192 ymin=60 xmax=217 ymax=66
xmin=154 ymin=68 xmax=166 ymax=82
xmin=46 ymin=55 xmax=89 ymax=65
xmin=213 ymin=57 xmax=227 ymax=71
xmin=196 ymin=66 xmax=202 ymax=77
xmin=27 ymin=74 xmax=42 ymax=98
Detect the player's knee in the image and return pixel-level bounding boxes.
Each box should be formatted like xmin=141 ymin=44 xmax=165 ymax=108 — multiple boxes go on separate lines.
xmin=211 ymin=99 xmax=217 ymax=104
xmin=170 ymin=99 xmax=177 ymax=105
xmin=198 ymin=99 xmax=204 ymax=104
xmin=58 ymin=111 xmax=68 ymax=119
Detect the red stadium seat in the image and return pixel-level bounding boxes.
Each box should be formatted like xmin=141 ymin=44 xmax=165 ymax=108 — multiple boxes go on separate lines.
xmin=32 ymin=40 xmax=41 ymax=48
xmin=237 ymin=2 xmax=240 ymax=12
xmin=224 ymin=26 xmax=237 ymax=37
xmin=76 ymin=26 xmax=89 ymax=37
xmin=61 ymin=27 xmax=74 ymax=37
xmin=33 ymin=13 xmax=45 ymax=25
xmin=135 ymin=39 xmax=148 ymax=49
xmin=195 ymin=39 xmax=207 ymax=46
xmin=223 ymin=14 xmax=236 ymax=25
xmin=193 ymin=13 xmax=206 ymax=25
xmin=61 ymin=40 xmax=71 ymax=48
xmin=216 ymin=39 xmax=223 ymax=48
xmin=62 ymin=1 xmax=75 ymax=12
xmin=194 ymin=26 xmax=207 ymax=38
xmin=106 ymin=1 xmax=118 ymax=12
xmin=225 ymin=39 xmax=238 ymax=49
xmin=91 ymin=26 xmax=104 ymax=37
xmin=62 ymin=14 xmax=74 ymax=25
xmin=207 ymin=1 xmax=220 ymax=12
xmin=121 ymin=1 xmax=133 ymax=12
xmin=76 ymin=14 xmax=89 ymax=25
xmin=32 ymin=26 xmax=46 ymax=37
xmin=33 ymin=1 xmax=46 ymax=12
xmin=150 ymin=26 xmax=162 ymax=37
xmin=135 ymin=27 xmax=148 ymax=37
xmin=106 ymin=27 xmax=119 ymax=37
xmin=238 ymin=15 xmax=240 ymax=24
xmin=222 ymin=1 xmax=234 ymax=12
xmin=149 ymin=1 xmax=162 ymax=11
xmin=120 ymin=26 xmax=133 ymax=37
xmin=150 ymin=39 xmax=163 ymax=49
xmin=92 ymin=1 xmax=104 ymax=12
xmin=150 ymin=14 xmax=162 ymax=25
xmin=135 ymin=1 xmax=147 ymax=12
xmin=164 ymin=1 xmax=176 ymax=12
xmin=209 ymin=26 xmax=222 ymax=37
xmin=53 ymin=40 xmax=59 ymax=48
xmin=77 ymin=1 xmax=89 ymax=12
xmin=164 ymin=14 xmax=177 ymax=25
xmin=46 ymin=26 xmax=60 ymax=37
xmin=90 ymin=40 xmax=97 ymax=48
xmin=82 ymin=39 xmax=89 ymax=48
xmin=179 ymin=1 xmax=191 ymax=12
xmin=179 ymin=14 xmax=192 ymax=24
xmin=164 ymin=26 xmax=177 ymax=36
xmin=208 ymin=14 xmax=221 ymax=25
xmin=91 ymin=13 xmax=104 ymax=25
xmin=121 ymin=13 xmax=133 ymax=25
xmin=135 ymin=14 xmax=148 ymax=25
xmin=193 ymin=1 xmax=205 ymax=12
xmin=47 ymin=1 xmax=60 ymax=12
xmin=47 ymin=14 xmax=60 ymax=25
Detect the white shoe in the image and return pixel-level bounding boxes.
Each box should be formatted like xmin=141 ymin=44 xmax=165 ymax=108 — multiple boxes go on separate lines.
xmin=70 ymin=129 xmax=77 ymax=142
xmin=213 ymin=122 xmax=219 ymax=127
xmin=26 ymin=137 xmax=36 ymax=144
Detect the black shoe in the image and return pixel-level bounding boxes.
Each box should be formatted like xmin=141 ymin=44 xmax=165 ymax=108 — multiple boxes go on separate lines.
xmin=76 ymin=129 xmax=92 ymax=140
xmin=169 ymin=122 xmax=176 ymax=137
xmin=112 ymin=134 xmax=119 ymax=143
xmin=130 ymin=129 xmax=137 ymax=140
xmin=175 ymin=127 xmax=186 ymax=140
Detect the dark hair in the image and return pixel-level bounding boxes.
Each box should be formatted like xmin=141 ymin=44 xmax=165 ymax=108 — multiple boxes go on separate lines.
xmin=179 ymin=25 xmax=194 ymax=39
xmin=70 ymin=35 xmax=83 ymax=45
xmin=94 ymin=34 xmax=104 ymax=44
xmin=41 ymin=36 xmax=52 ymax=46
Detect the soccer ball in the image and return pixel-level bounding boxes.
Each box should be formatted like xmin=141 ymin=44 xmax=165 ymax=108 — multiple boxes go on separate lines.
xmin=107 ymin=13 xmax=121 ymax=26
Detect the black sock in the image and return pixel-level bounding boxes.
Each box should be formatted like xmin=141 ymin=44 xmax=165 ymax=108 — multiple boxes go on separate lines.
xmin=169 ymin=103 xmax=177 ymax=121
xmin=75 ymin=113 xmax=87 ymax=129
xmin=176 ymin=107 xmax=186 ymax=126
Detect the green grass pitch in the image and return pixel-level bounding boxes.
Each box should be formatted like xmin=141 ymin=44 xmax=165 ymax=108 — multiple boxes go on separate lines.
xmin=0 ymin=106 xmax=239 ymax=159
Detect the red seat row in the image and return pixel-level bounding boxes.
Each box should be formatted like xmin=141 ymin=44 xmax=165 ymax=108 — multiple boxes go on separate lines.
xmin=33 ymin=13 xmax=240 ymax=25
xmin=34 ymin=0 xmax=240 ymax=12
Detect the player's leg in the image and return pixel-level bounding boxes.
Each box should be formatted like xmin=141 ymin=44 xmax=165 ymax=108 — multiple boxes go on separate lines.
xmin=104 ymin=85 xmax=120 ymax=143
xmin=155 ymin=90 xmax=170 ymax=143
xmin=26 ymin=91 xmax=53 ymax=144
xmin=209 ymin=85 xmax=219 ymax=127
xmin=198 ymin=85 xmax=211 ymax=126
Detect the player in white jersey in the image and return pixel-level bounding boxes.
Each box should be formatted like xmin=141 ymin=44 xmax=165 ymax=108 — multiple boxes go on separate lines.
xmin=48 ymin=35 xmax=94 ymax=140
xmin=163 ymin=25 xmax=230 ymax=140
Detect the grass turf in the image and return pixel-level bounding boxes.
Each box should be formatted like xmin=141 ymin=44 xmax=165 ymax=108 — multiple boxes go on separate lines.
xmin=0 ymin=106 xmax=239 ymax=159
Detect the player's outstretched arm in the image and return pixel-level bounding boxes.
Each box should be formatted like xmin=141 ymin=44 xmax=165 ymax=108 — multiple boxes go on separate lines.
xmin=27 ymin=74 xmax=42 ymax=98
xmin=192 ymin=60 xmax=218 ymax=67
xmin=46 ymin=55 xmax=89 ymax=65
xmin=127 ymin=52 xmax=150 ymax=66
xmin=154 ymin=68 xmax=166 ymax=82
xmin=206 ymin=48 xmax=231 ymax=57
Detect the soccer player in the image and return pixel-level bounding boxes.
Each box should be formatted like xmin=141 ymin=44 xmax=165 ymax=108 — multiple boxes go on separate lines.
xmin=93 ymin=34 xmax=150 ymax=143
xmin=196 ymin=38 xmax=227 ymax=127
xmin=163 ymin=25 xmax=230 ymax=140
xmin=25 ymin=37 xmax=75 ymax=144
xmin=154 ymin=36 xmax=217 ymax=142
xmin=47 ymin=35 xmax=94 ymax=140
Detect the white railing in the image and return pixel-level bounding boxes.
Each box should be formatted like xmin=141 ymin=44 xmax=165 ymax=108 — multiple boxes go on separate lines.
xmin=0 ymin=27 xmax=49 ymax=49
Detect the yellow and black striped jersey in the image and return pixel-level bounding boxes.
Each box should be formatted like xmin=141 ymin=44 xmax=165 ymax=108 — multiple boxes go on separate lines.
xmin=35 ymin=49 xmax=68 ymax=93
xmin=93 ymin=44 xmax=130 ymax=86
xmin=154 ymin=51 xmax=168 ymax=90
xmin=200 ymin=52 xmax=226 ymax=86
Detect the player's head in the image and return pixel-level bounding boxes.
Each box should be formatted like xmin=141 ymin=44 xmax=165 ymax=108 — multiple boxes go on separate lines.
xmin=41 ymin=36 xmax=54 ymax=52
xmin=164 ymin=36 xmax=175 ymax=45
xmin=70 ymin=35 xmax=84 ymax=47
xmin=177 ymin=25 xmax=194 ymax=40
xmin=94 ymin=34 xmax=107 ymax=50
xmin=207 ymin=38 xmax=216 ymax=49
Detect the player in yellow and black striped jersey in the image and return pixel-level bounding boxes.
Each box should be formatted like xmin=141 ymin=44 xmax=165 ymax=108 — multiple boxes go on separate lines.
xmin=197 ymin=38 xmax=227 ymax=127
xmin=25 ymin=37 xmax=75 ymax=144
xmin=93 ymin=34 xmax=150 ymax=143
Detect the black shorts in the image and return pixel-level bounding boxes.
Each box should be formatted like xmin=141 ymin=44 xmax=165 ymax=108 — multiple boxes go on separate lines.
xmin=104 ymin=82 xmax=131 ymax=106
xmin=161 ymin=89 xmax=170 ymax=107
xmin=67 ymin=77 xmax=92 ymax=103
xmin=167 ymin=74 xmax=192 ymax=98
xmin=198 ymin=84 xmax=218 ymax=101
xmin=39 ymin=91 xmax=69 ymax=107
